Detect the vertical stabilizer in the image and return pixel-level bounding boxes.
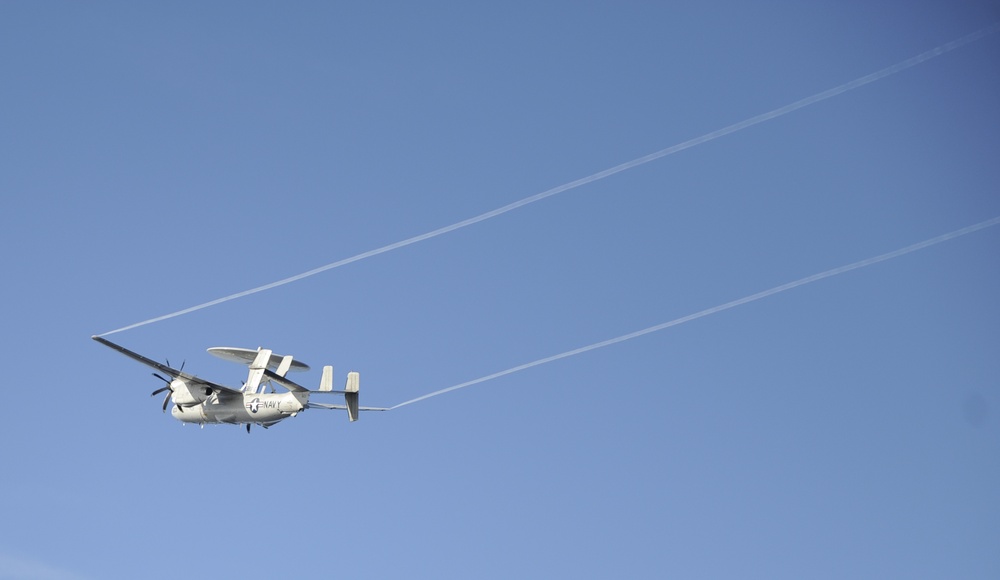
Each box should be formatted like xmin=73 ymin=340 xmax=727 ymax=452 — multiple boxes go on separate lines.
xmin=319 ymin=366 xmax=334 ymax=392
xmin=275 ymin=355 xmax=294 ymax=377
xmin=243 ymin=348 xmax=273 ymax=394
xmin=345 ymin=371 xmax=360 ymax=421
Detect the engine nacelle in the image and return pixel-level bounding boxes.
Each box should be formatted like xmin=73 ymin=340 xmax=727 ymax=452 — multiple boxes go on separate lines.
xmin=170 ymin=379 xmax=212 ymax=406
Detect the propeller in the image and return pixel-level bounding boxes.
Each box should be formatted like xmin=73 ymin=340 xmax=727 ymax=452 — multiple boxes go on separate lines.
xmin=153 ymin=357 xmax=184 ymax=412
xmin=151 ymin=373 xmax=173 ymax=412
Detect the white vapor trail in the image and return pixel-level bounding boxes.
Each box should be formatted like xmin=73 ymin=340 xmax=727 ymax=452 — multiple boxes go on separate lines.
xmin=389 ymin=216 xmax=1000 ymax=409
xmin=98 ymin=24 xmax=998 ymax=337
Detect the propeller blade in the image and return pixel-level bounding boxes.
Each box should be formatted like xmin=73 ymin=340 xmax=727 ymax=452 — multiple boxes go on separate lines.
xmin=162 ymin=391 xmax=171 ymax=412
xmin=152 ymin=373 xmax=170 ymax=384
xmin=151 ymin=386 xmax=171 ymax=397
xmin=246 ymin=423 xmax=251 ymax=434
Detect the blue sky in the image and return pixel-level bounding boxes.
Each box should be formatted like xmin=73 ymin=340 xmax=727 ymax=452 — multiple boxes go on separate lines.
xmin=2 ymin=2 xmax=998 ymax=578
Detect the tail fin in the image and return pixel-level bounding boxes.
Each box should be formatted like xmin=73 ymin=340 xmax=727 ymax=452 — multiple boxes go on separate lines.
xmin=243 ymin=349 xmax=273 ymax=394
xmin=319 ymin=366 xmax=334 ymax=392
xmin=345 ymin=371 xmax=359 ymax=422
xmin=275 ymin=355 xmax=295 ymax=377
xmin=307 ymin=369 xmax=384 ymax=421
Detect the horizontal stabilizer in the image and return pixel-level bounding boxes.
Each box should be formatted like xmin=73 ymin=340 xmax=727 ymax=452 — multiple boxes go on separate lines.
xmin=304 ymin=372 xmax=385 ymax=420
xmin=308 ymin=403 xmax=389 ymax=412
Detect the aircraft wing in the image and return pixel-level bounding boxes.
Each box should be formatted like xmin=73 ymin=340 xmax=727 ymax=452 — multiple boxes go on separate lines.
xmin=262 ymin=369 xmax=310 ymax=393
xmin=92 ymin=336 xmax=242 ymax=397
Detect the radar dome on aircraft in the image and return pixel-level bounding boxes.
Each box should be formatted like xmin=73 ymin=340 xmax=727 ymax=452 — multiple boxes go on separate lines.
xmin=206 ymin=347 xmax=310 ymax=372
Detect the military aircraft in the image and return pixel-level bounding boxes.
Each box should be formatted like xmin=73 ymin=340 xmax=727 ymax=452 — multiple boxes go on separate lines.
xmin=92 ymin=336 xmax=387 ymax=432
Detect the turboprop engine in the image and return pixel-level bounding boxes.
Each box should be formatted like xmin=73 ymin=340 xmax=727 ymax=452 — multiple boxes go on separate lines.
xmin=169 ymin=379 xmax=212 ymax=406
xmin=151 ymin=375 xmax=213 ymax=411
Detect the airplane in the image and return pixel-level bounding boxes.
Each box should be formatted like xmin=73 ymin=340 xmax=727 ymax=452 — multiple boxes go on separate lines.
xmin=92 ymin=336 xmax=388 ymax=432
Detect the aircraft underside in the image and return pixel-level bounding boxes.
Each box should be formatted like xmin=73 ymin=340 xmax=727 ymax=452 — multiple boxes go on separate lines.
xmin=170 ymin=393 xmax=300 ymax=426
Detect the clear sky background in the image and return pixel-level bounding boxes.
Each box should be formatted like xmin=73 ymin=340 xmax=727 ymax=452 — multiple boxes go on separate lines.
xmin=2 ymin=2 xmax=998 ymax=578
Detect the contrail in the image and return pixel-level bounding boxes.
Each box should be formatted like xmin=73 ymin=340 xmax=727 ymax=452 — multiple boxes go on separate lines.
xmin=97 ymin=24 xmax=998 ymax=337
xmin=389 ymin=216 xmax=1000 ymax=409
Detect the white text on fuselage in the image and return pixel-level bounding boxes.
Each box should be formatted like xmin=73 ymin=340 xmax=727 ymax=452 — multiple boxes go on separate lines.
xmin=245 ymin=398 xmax=279 ymax=414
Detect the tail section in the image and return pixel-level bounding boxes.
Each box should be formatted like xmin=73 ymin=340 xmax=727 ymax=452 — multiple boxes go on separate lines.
xmin=319 ymin=366 xmax=334 ymax=392
xmin=306 ymin=368 xmax=387 ymax=420
xmin=345 ymin=371 xmax=360 ymax=422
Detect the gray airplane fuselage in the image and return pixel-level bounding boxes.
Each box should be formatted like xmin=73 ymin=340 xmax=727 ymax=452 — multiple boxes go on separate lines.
xmin=171 ymin=392 xmax=306 ymax=426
